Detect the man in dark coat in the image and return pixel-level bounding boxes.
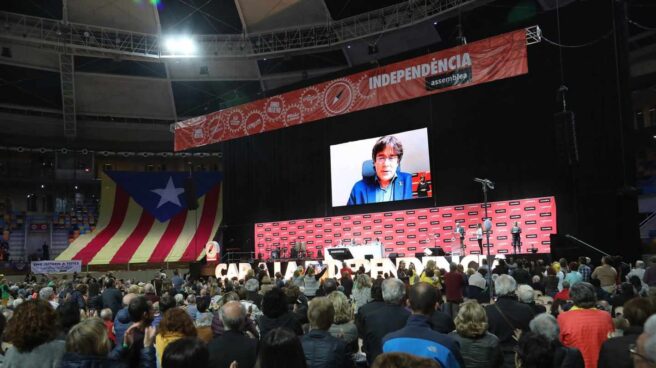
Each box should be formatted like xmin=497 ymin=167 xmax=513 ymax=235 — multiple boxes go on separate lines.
xmin=485 ymin=275 xmax=535 ymax=368
xmin=301 ymin=297 xmax=348 ymax=368
xmin=101 ymin=278 xmax=123 ymax=318
xmin=361 ymin=278 xmax=411 ymax=365
xmin=208 ymin=301 xmax=257 ymax=368
xmin=598 ymin=297 xmax=653 ymax=368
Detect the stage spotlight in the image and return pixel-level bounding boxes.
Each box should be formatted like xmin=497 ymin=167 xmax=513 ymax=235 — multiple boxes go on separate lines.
xmin=164 ymin=36 xmax=196 ymax=56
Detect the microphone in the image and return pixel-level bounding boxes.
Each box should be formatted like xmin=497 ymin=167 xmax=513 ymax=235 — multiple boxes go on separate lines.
xmin=474 ymin=178 xmax=495 ymax=189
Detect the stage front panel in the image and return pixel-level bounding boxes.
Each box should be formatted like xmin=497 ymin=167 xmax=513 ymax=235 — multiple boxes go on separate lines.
xmin=254 ymin=196 xmax=556 ymax=260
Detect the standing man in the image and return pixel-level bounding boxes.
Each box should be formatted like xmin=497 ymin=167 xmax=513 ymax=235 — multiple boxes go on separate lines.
xmin=417 ymin=176 xmax=431 ymax=198
xmin=347 ymin=135 xmax=413 ymax=205
xmin=383 ymin=282 xmax=464 ymax=368
xmin=42 ymin=242 xmax=49 ymax=260
xmin=511 ymin=222 xmax=522 ymax=254
xmin=455 ymin=223 xmax=465 ymax=252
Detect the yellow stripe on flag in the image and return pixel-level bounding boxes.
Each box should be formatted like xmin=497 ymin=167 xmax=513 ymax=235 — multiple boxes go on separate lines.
xmin=88 ymin=198 xmax=143 ymax=265
xmin=128 ymin=215 xmax=169 ymax=263
xmin=56 ymin=173 xmax=116 ymax=261
xmin=164 ymin=194 xmax=207 ymax=262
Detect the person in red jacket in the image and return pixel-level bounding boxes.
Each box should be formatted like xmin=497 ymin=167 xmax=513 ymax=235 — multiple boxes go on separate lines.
xmin=553 ymin=281 xmax=571 ymax=302
xmin=557 ymin=282 xmax=613 ymax=368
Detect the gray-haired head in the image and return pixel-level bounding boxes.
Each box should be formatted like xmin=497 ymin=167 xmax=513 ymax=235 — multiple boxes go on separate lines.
xmin=186 ymin=294 xmax=196 ymax=304
xmin=220 ymin=301 xmax=246 ymax=331
xmin=569 ymin=282 xmax=596 ymax=308
xmin=39 ymin=286 xmax=55 ymax=301
xmin=494 ymin=275 xmax=517 ymax=296
xmin=516 ymin=284 xmax=535 ymax=304
xmin=245 ymin=278 xmax=259 ymax=292
xmin=643 ymin=315 xmax=656 ymax=364
xmin=636 ymin=260 xmax=645 ymax=269
xmin=382 ymin=278 xmax=406 ymax=304
xmin=174 ymin=293 xmax=184 ymax=306
xmin=529 ymin=313 xmax=560 ymax=342
xmin=144 ymin=283 xmax=155 ymax=293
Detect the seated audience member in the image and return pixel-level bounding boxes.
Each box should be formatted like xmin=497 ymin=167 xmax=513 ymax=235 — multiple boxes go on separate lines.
xmin=554 ymin=281 xmax=571 ymax=302
xmin=195 ymin=297 xmax=214 ymax=343
xmin=57 ymin=300 xmax=82 ymax=339
xmin=529 ymin=313 xmax=584 ymax=368
xmin=352 ymin=274 xmax=374 ymax=312
xmin=4 ymin=300 xmax=66 ymax=367
xmin=258 ymin=288 xmax=304 ymax=338
xmin=301 ymin=296 xmax=348 ymax=368
xmin=327 ymin=291 xmax=358 ymax=354
xmin=592 ymin=256 xmax=618 ymax=293
xmin=255 ymin=328 xmax=308 ymax=368
xmin=449 ymin=300 xmax=503 ymax=368
xmin=162 ymin=337 xmax=208 ymax=368
xmin=125 ymin=296 xmax=157 ymax=368
xmin=244 ymin=278 xmax=263 ymax=309
xmin=100 ymin=308 xmax=116 ymax=346
xmin=485 ymin=275 xmax=535 ymax=368
xmin=383 ymin=282 xmax=464 ymax=368
xmin=156 ymin=308 xmax=197 ymax=365
xmin=114 ymin=293 xmax=138 ymax=347
xmin=212 ymin=291 xmax=260 ymax=338
xmin=557 ymin=282 xmax=613 ymax=368
xmin=610 ymin=282 xmax=637 ymax=315
xmin=514 ymin=332 xmax=558 ymax=368
xmin=208 ymin=301 xmax=258 ymax=368
xmin=185 ymin=294 xmax=199 ymax=320
xmin=517 ymin=284 xmax=546 ymax=315
xmin=362 ymin=279 xmax=411 ymax=364
xmin=599 ymin=297 xmax=654 ymax=368
xmin=60 ymin=317 xmax=155 ymax=368
xmin=371 ymin=352 xmax=441 ymax=368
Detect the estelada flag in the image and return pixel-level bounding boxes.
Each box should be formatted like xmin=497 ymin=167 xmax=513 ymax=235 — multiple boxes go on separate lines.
xmin=56 ymin=171 xmax=223 ymax=265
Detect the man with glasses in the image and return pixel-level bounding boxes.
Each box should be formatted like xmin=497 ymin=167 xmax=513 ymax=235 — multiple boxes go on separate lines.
xmin=632 ymin=315 xmax=656 ymax=368
xmin=347 ymin=135 xmax=413 ymax=205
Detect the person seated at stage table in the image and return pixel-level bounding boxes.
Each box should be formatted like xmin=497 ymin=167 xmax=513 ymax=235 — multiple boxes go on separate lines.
xmin=347 ymin=135 xmax=413 ymax=205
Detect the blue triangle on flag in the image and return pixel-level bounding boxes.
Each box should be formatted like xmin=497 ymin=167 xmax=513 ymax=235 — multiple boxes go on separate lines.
xmin=105 ymin=171 xmax=223 ymax=222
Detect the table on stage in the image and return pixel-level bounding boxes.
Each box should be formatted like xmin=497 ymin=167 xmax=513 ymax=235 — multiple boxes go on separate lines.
xmin=323 ymin=244 xmax=383 ymax=262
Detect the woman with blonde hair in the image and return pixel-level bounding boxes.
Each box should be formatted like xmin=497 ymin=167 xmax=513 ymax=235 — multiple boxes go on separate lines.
xmin=327 ymin=291 xmax=358 ymax=354
xmin=351 ymin=273 xmax=373 ymax=311
xmin=449 ymin=300 xmax=503 ymax=368
xmin=155 ymin=308 xmax=197 ymax=365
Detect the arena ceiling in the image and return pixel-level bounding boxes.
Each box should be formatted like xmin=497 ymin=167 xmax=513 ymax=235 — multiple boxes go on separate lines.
xmin=0 ymin=0 xmax=654 ymax=151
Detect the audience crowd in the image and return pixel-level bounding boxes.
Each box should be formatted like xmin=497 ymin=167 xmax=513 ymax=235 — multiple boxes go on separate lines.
xmin=0 ymin=254 xmax=654 ymax=368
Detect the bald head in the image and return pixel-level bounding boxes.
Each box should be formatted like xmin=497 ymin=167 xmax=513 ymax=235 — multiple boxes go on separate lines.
xmin=220 ymin=301 xmax=245 ymax=331
xmin=409 ymin=282 xmax=438 ymax=316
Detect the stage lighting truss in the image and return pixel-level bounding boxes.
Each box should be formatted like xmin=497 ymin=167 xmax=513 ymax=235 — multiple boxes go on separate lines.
xmin=0 ymin=2 xmax=543 ymax=61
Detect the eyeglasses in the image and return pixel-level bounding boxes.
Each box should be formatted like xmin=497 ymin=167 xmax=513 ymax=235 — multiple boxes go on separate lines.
xmin=375 ymin=155 xmax=399 ymax=163
xmin=630 ymin=344 xmax=656 ymax=364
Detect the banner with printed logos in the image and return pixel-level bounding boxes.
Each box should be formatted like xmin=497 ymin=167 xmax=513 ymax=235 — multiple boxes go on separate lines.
xmin=175 ymin=29 xmax=529 ymax=150
xmin=255 ymin=196 xmax=556 ymax=260
xmin=31 ymin=260 xmax=82 ymax=274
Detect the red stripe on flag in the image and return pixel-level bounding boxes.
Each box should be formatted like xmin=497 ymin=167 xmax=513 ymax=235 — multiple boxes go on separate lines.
xmin=180 ymin=184 xmax=221 ymax=261
xmin=147 ymin=210 xmax=188 ymax=263
xmin=73 ymin=187 xmax=130 ymax=264
xmin=109 ymin=211 xmax=155 ymax=264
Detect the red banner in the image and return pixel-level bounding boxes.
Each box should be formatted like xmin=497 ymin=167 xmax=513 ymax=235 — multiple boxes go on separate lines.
xmin=175 ymin=29 xmax=528 ymax=150
xmin=254 ymin=196 xmax=556 ymax=260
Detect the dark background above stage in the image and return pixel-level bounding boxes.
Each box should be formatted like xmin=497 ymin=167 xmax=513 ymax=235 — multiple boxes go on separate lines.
xmin=218 ymin=1 xmax=641 ymax=259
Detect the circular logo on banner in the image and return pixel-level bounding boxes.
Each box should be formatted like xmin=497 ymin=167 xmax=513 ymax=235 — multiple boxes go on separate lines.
xmin=357 ymin=74 xmax=377 ymax=100
xmin=245 ymin=111 xmax=265 ymax=135
xmin=283 ymin=105 xmax=303 ymax=127
xmin=208 ymin=114 xmax=226 ymax=141
xmin=300 ymin=87 xmax=321 ymax=113
xmin=205 ymin=241 xmax=220 ymax=262
xmin=190 ymin=116 xmax=209 ymax=144
xmin=323 ymin=80 xmax=354 ymax=115
xmin=265 ymin=97 xmax=284 ymax=120
xmin=226 ymin=110 xmax=244 ymax=134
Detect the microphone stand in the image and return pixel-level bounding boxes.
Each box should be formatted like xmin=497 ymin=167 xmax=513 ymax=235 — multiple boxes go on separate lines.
xmin=475 ymin=178 xmax=495 ymax=302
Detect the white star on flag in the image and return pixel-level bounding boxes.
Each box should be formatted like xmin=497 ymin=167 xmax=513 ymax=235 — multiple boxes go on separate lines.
xmin=151 ymin=177 xmax=185 ymax=208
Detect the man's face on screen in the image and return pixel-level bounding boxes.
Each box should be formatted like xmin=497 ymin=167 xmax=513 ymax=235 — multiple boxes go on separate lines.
xmin=374 ymin=145 xmax=399 ymax=186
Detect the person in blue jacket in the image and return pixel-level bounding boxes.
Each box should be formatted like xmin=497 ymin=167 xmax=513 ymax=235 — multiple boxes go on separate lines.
xmin=347 ymin=135 xmax=413 ymax=205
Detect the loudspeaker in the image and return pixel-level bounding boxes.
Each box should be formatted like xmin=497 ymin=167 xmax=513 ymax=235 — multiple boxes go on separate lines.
xmin=554 ymin=111 xmax=579 ymax=165
xmin=184 ymin=177 xmax=199 ymax=210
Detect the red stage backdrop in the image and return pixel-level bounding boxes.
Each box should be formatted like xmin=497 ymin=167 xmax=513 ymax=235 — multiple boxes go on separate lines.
xmin=255 ymin=196 xmax=556 ymax=260
xmin=175 ymin=29 xmax=529 ymax=150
